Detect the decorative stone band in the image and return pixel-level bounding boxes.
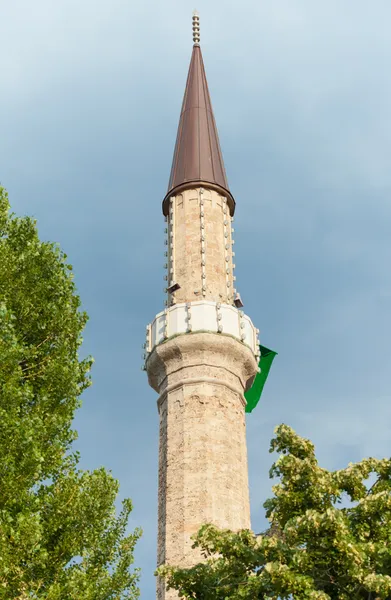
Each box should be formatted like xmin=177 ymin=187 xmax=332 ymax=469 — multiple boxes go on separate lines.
xmin=144 ymin=300 xmax=260 ymax=363
xmin=156 ymin=376 xmax=248 ymax=409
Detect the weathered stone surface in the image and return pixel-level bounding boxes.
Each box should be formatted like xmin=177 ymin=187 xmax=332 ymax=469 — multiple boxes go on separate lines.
xmin=147 ymin=332 xmax=257 ymax=600
xmin=152 ymin=184 xmax=255 ymax=599
xmin=167 ymin=187 xmax=234 ymax=306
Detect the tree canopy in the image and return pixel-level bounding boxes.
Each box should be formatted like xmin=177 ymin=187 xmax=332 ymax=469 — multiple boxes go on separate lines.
xmin=160 ymin=424 xmax=391 ymax=599
xmin=0 ymin=186 xmax=141 ymax=599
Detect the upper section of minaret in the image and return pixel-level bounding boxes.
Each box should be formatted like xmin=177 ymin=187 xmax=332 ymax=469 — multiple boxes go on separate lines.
xmin=162 ymin=11 xmax=236 ymax=216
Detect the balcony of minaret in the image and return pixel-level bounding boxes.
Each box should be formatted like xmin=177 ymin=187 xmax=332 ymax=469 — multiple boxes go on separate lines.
xmin=165 ymin=187 xmax=235 ymax=306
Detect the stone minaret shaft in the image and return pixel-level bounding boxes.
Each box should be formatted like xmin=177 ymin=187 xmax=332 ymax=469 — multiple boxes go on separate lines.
xmin=146 ymin=13 xmax=259 ymax=600
xmin=166 ymin=188 xmax=235 ymax=305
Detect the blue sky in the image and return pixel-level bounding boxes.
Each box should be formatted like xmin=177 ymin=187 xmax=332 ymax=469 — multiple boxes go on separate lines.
xmin=1 ymin=0 xmax=391 ymax=596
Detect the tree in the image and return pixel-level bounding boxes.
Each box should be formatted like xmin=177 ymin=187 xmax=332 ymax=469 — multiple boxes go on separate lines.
xmin=0 ymin=186 xmax=141 ymax=599
xmin=159 ymin=424 xmax=391 ymax=599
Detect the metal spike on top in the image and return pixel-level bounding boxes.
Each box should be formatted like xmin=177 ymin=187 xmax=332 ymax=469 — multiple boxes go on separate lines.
xmin=192 ymin=10 xmax=200 ymax=45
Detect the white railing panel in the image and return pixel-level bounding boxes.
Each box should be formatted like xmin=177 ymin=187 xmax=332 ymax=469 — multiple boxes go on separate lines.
xmin=146 ymin=301 xmax=258 ymax=357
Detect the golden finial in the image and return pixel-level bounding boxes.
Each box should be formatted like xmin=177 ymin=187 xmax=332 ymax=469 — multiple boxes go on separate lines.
xmin=192 ymin=10 xmax=200 ymax=45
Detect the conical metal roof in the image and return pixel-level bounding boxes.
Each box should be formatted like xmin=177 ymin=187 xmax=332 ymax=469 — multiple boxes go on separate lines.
xmin=162 ymin=43 xmax=235 ymax=215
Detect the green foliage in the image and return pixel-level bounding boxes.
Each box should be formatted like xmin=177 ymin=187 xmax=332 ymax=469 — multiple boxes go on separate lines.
xmin=0 ymin=187 xmax=141 ymax=599
xmin=159 ymin=424 xmax=391 ymax=599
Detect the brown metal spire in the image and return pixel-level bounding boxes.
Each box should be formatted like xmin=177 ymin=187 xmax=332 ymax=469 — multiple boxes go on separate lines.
xmin=162 ymin=12 xmax=235 ymax=215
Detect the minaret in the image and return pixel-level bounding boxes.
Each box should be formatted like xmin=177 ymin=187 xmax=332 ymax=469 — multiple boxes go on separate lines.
xmin=145 ymin=12 xmax=259 ymax=600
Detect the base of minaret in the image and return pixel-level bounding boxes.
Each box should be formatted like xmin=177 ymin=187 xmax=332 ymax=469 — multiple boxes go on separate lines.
xmin=147 ymin=332 xmax=258 ymax=600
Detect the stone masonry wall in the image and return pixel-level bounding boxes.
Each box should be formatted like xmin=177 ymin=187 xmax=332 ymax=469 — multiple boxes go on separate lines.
xmin=165 ymin=187 xmax=235 ymax=306
xmin=147 ymin=333 xmax=258 ymax=600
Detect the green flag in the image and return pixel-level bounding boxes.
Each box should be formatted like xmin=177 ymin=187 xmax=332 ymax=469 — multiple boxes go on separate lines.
xmin=245 ymin=345 xmax=277 ymax=413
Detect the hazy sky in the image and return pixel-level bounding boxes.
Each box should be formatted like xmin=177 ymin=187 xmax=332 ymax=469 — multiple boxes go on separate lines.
xmin=1 ymin=1 xmax=390 ymax=596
